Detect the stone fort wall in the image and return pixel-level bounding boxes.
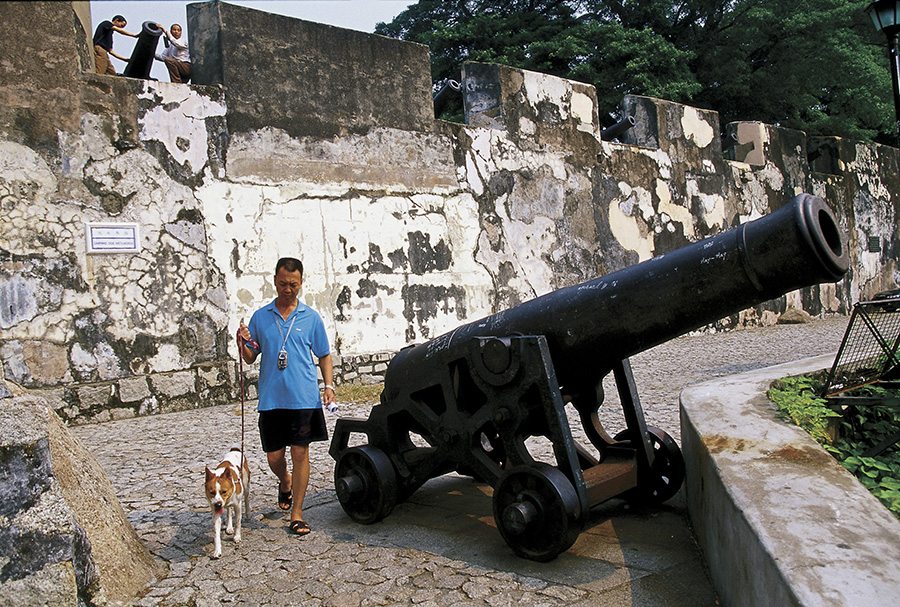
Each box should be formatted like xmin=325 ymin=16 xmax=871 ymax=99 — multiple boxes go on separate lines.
xmin=1 ymin=1 xmax=897 ymax=425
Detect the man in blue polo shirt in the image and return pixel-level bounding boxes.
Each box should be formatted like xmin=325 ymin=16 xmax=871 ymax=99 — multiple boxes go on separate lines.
xmin=238 ymin=257 xmax=335 ymax=536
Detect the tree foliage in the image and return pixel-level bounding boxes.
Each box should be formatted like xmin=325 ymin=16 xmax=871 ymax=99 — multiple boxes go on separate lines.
xmin=375 ymin=0 xmax=896 ymax=143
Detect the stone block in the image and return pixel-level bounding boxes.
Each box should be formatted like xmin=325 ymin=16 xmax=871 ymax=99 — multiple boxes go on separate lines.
xmin=150 ymin=370 xmax=196 ymax=398
xmin=0 ymin=561 xmax=78 ymax=607
xmin=75 ymin=384 xmax=112 ymax=410
xmin=22 ymin=341 xmax=69 ymax=386
xmin=196 ymin=363 xmax=226 ymax=388
xmin=0 ymin=396 xmax=53 ymax=518
xmin=355 ymin=374 xmax=382 ymax=385
xmin=118 ymin=376 xmax=151 ymax=402
xmin=110 ymin=407 xmax=135 ymax=421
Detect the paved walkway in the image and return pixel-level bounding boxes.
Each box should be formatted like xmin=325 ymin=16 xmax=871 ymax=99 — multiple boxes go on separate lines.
xmin=74 ymin=317 xmax=849 ymax=607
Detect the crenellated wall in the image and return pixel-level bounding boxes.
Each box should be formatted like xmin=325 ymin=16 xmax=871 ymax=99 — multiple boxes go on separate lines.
xmin=1 ymin=1 xmax=897 ymax=425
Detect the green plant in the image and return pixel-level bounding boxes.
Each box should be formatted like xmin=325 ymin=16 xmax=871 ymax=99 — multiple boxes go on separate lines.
xmin=771 ymin=374 xmax=900 ymax=519
xmin=767 ymin=376 xmax=840 ymax=444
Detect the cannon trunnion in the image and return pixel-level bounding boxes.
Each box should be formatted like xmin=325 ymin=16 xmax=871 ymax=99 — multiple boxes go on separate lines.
xmin=330 ymin=194 xmax=849 ymax=561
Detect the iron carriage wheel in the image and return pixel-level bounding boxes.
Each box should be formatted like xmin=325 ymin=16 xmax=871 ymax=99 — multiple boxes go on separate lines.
xmin=334 ymin=445 xmax=399 ymax=524
xmin=614 ymin=425 xmax=685 ymax=504
xmin=492 ymin=463 xmax=582 ymax=562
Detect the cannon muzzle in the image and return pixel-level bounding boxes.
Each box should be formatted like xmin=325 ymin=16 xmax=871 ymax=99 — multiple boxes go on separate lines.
xmin=433 ymin=79 xmax=461 ymax=117
xmin=600 ymin=115 xmax=636 ymax=141
xmin=331 ymin=193 xmax=848 ymax=561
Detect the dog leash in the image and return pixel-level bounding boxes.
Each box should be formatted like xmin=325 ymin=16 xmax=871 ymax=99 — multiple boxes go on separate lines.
xmin=236 ymin=323 xmax=259 ymax=471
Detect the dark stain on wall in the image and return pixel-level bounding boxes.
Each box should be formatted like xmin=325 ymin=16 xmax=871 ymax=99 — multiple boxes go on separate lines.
xmin=176 ymin=313 xmax=219 ymax=361
xmin=408 ymin=231 xmax=451 ymax=275
xmin=388 ymin=248 xmax=408 ymax=270
xmin=230 ymin=239 xmax=242 ymax=278
xmin=402 ymin=283 xmax=467 ymax=341
xmin=335 ymin=285 xmax=352 ymax=321
xmin=363 ymin=243 xmax=393 ymax=274
xmin=356 ymin=279 xmax=377 ymax=299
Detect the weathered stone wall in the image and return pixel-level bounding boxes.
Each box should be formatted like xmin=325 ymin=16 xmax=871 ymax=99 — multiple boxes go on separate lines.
xmin=1 ymin=1 xmax=898 ymax=425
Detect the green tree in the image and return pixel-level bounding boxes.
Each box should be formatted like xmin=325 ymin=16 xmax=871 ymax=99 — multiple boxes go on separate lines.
xmin=377 ymin=0 xmax=896 ymax=143
xmin=677 ymin=0 xmax=893 ymax=142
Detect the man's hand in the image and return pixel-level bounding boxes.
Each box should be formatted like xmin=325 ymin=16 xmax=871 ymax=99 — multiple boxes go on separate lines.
xmin=323 ymin=386 xmax=336 ymax=407
xmin=236 ymin=321 xmax=259 ymax=364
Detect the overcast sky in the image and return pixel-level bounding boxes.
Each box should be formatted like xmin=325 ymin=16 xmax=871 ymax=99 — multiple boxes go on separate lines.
xmin=89 ymin=0 xmax=416 ymax=81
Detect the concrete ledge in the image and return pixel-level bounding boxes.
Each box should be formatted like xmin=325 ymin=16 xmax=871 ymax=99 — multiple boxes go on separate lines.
xmin=680 ymin=354 xmax=900 ymax=607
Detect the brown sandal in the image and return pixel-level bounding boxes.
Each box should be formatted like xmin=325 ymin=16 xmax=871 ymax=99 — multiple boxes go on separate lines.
xmin=278 ymin=486 xmax=292 ymax=511
xmin=289 ymin=520 xmax=310 ymax=535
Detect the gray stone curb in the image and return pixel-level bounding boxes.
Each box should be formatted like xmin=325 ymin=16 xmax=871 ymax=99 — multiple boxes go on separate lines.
xmin=681 ymin=355 xmax=900 ymax=607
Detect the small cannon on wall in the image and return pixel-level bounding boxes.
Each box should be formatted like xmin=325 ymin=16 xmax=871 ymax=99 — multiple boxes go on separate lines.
xmin=330 ymin=194 xmax=849 ymax=561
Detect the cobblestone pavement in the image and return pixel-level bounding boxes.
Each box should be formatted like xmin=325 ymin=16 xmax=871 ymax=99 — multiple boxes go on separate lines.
xmin=74 ymin=317 xmax=849 ymax=607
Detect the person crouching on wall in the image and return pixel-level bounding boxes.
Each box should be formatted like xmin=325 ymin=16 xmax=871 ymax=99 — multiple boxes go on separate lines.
xmin=155 ymin=23 xmax=191 ymax=84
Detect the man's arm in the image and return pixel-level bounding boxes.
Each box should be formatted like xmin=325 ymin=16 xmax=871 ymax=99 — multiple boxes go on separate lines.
xmin=108 ymin=49 xmax=130 ymax=62
xmin=112 ymin=26 xmax=139 ymax=38
xmin=155 ymin=45 xmax=173 ymax=62
xmin=318 ymin=354 xmax=335 ymax=406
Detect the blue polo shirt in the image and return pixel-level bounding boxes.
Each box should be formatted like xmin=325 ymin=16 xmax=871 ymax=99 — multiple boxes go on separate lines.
xmin=246 ymin=300 xmax=331 ymax=411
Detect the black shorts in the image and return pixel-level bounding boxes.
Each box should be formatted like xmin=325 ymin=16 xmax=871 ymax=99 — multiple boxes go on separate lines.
xmin=258 ymin=408 xmax=328 ymax=452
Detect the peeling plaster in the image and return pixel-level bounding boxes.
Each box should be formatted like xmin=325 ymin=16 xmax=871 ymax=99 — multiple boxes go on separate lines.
xmin=138 ymin=81 xmax=226 ymax=174
xmin=523 ymin=70 xmax=571 ymax=122
xmin=656 ymin=180 xmax=694 ymax=233
xmin=1 ymin=53 xmax=896 ymax=420
xmin=571 ymin=92 xmax=595 ymax=134
xmin=681 ymin=106 xmax=715 ymax=148
xmin=610 ymin=183 xmax=655 ymax=262
xmin=685 ymin=179 xmax=726 ymax=230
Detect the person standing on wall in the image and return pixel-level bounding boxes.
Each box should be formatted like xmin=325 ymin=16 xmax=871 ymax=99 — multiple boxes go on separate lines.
xmin=154 ymin=23 xmax=191 ymax=84
xmin=93 ymin=14 xmax=138 ymax=75
xmin=237 ymin=257 xmax=336 ymax=536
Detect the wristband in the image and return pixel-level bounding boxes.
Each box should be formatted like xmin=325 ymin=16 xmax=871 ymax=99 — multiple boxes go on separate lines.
xmin=324 ymin=385 xmax=335 ymax=391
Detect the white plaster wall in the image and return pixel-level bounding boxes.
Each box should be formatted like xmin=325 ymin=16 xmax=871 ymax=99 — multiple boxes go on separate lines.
xmin=198 ymin=171 xmax=495 ymax=358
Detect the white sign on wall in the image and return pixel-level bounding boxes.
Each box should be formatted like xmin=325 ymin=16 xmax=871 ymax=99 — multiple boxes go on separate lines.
xmin=85 ymin=222 xmax=141 ymax=254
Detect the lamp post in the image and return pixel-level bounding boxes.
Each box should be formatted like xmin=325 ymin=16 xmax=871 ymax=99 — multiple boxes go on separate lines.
xmin=867 ymin=0 xmax=900 ymax=146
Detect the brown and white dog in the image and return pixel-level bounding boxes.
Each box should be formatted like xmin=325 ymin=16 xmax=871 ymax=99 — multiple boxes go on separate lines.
xmin=204 ymin=447 xmax=250 ymax=558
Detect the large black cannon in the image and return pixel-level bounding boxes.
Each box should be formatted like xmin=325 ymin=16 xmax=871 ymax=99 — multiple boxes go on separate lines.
xmin=330 ymin=193 xmax=849 ymax=561
xmin=123 ymin=21 xmax=163 ymax=80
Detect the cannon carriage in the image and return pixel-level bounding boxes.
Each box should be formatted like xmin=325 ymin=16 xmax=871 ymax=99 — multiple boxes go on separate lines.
xmin=329 ymin=193 xmax=849 ymax=561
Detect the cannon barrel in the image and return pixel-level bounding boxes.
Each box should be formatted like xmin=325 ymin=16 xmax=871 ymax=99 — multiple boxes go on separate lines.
xmin=123 ymin=21 xmax=163 ymax=80
xmin=433 ymin=79 xmax=461 ymax=116
xmin=385 ymin=193 xmax=847 ymax=397
xmin=600 ymin=115 xmax=636 ymax=141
